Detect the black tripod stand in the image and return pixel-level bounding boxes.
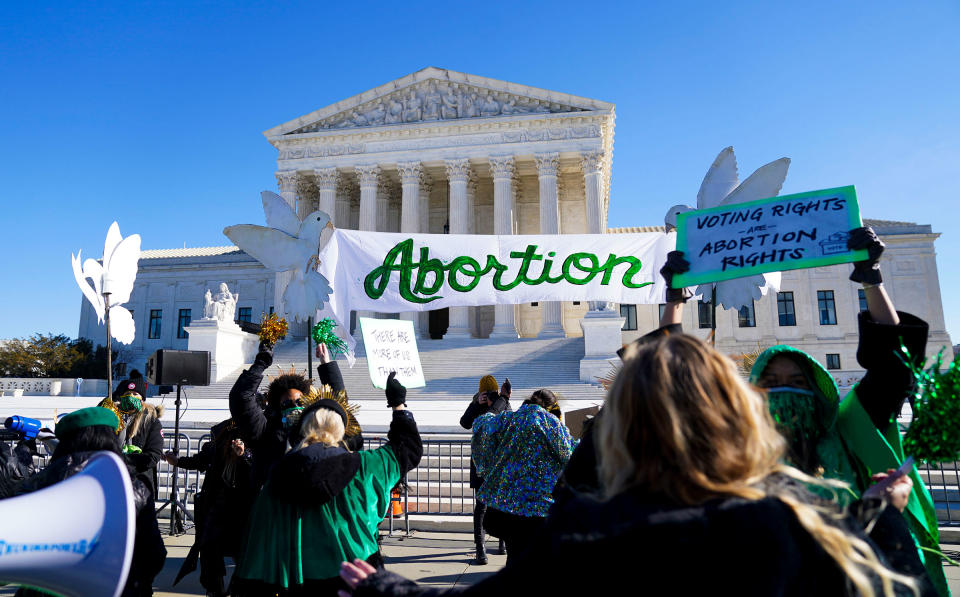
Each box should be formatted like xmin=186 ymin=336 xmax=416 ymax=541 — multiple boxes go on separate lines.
xmin=156 ymin=383 xmax=193 ymax=535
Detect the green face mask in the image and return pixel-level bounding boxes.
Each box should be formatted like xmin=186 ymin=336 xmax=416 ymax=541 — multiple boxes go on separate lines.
xmin=766 ymin=387 xmax=824 ymax=472
xmin=119 ymin=393 xmax=143 ymax=415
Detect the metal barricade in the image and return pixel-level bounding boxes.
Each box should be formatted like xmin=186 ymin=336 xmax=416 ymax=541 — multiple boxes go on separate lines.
xmin=915 ymin=460 xmax=960 ymax=526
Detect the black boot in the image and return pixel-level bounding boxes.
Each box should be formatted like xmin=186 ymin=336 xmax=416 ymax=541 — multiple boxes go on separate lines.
xmin=498 ymin=538 xmax=506 ymax=555
xmin=473 ymin=501 xmax=488 ymax=565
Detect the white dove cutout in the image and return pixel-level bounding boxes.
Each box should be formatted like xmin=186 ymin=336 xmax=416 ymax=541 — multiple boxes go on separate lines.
xmin=224 ymin=191 xmax=333 ymax=322
xmin=664 ymin=147 xmax=789 ymax=311
xmin=71 ymin=222 xmax=141 ymax=344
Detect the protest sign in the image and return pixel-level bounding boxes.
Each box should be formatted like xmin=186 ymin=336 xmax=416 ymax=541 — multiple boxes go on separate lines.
xmin=359 ymin=317 xmax=426 ymax=389
xmin=672 ymin=186 xmax=868 ymax=288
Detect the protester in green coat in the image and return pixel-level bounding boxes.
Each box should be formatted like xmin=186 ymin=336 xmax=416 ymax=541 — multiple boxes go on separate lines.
xmin=656 ymin=226 xmax=949 ymax=595
xmin=231 ymin=372 xmax=422 ymax=597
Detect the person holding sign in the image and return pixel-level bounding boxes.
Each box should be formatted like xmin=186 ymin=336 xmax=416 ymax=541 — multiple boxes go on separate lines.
xmin=656 ymin=227 xmax=948 ymax=595
xmin=231 ymin=371 xmax=422 ymax=596
xmin=338 ymin=334 xmax=930 ymax=597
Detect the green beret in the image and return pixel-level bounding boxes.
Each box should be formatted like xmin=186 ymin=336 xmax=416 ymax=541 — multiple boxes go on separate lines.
xmin=56 ymin=407 xmax=120 ymax=438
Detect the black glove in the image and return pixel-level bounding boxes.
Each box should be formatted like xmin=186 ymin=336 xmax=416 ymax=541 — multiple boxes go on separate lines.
xmin=847 ymin=227 xmax=884 ymax=285
xmin=660 ymin=251 xmax=694 ymax=303
xmin=500 ymin=378 xmax=512 ymax=399
xmin=385 ymin=371 xmax=407 ymax=408
xmin=254 ymin=342 xmax=274 ymax=369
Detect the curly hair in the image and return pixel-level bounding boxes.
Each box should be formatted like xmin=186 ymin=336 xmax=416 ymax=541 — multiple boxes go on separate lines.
xmin=266 ymin=373 xmax=311 ymax=407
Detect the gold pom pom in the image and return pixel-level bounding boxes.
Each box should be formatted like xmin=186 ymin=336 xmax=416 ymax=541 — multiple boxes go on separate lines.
xmin=97 ymin=397 xmax=125 ymax=434
xmin=259 ymin=312 xmax=288 ymax=347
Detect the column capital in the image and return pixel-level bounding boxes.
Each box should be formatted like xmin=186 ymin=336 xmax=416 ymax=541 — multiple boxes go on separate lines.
xmin=534 ymin=152 xmax=560 ymax=177
xmin=467 ymin=172 xmax=479 ymax=194
xmin=419 ymin=174 xmax=434 ymax=196
xmin=488 ymin=155 xmax=516 ymax=180
xmin=314 ymin=166 xmax=340 ymax=191
xmin=355 ymin=164 xmax=382 ymax=187
xmin=275 ymin=171 xmax=300 ymax=193
xmin=444 ymin=158 xmax=472 ymax=182
xmin=580 ymin=150 xmax=605 ymax=175
xmin=397 ymin=160 xmax=423 ymax=184
xmin=296 ymin=176 xmax=314 ymax=197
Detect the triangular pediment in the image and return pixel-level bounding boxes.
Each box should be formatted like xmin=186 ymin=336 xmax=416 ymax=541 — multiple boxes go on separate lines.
xmin=265 ymin=67 xmax=614 ymax=138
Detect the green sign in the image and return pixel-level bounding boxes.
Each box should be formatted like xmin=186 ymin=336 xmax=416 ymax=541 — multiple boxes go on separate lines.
xmin=673 ymin=186 xmax=868 ymax=288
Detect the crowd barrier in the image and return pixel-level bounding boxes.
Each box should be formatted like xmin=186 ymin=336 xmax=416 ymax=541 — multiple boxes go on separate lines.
xmin=8 ymin=432 xmax=960 ymax=533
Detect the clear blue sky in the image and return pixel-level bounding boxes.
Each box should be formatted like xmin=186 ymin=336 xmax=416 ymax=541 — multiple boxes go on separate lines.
xmin=2 ymin=1 xmax=958 ymax=343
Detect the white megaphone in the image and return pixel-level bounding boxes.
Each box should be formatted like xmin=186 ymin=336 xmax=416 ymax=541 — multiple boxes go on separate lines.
xmin=0 ymin=451 xmax=135 ymax=597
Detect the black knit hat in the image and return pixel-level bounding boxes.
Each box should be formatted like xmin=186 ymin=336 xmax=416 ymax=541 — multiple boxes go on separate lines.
xmin=300 ymin=398 xmax=348 ymax=430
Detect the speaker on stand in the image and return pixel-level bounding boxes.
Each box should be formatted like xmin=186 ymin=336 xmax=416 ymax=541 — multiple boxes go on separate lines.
xmin=145 ymin=349 xmax=210 ymax=534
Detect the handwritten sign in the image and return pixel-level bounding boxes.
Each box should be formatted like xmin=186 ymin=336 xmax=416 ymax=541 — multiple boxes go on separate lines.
xmin=673 ymin=186 xmax=868 ymax=287
xmin=359 ymin=317 xmax=426 ymax=389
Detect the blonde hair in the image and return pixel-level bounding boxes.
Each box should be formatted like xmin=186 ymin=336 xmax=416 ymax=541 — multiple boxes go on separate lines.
xmin=295 ymin=407 xmax=345 ymax=451
xmin=600 ymin=334 xmax=915 ymax=597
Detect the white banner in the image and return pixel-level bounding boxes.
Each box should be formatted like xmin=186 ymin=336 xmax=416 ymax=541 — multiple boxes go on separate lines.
xmin=317 ymin=229 xmax=672 ymax=314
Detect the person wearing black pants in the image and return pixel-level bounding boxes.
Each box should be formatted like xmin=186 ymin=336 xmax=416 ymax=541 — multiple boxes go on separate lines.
xmin=459 ymin=376 xmax=510 ymax=564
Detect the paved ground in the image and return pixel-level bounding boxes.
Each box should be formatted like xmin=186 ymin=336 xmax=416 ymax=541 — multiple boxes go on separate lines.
xmin=153 ymin=531 xmax=505 ymax=596
xmin=1 ymin=533 xmax=956 ymax=594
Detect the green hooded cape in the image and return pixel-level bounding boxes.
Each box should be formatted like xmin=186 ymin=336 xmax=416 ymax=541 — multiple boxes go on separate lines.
xmin=751 ymin=344 xmax=948 ymax=596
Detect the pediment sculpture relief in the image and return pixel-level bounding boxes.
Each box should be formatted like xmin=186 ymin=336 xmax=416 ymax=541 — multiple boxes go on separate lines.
xmin=290 ymin=81 xmax=586 ymax=133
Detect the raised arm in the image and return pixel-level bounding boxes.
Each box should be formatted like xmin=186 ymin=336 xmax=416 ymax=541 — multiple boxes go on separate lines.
xmin=847 ymin=227 xmax=929 ymax=429
xmin=316 ymin=343 xmax=346 ymax=393
xmin=385 ymin=372 xmax=422 ymax=474
xmin=229 ymin=343 xmax=273 ymax=443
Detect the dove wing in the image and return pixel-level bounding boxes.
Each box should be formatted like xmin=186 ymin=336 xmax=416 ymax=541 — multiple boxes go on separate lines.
xmin=261 ymin=191 xmax=302 ymax=237
xmin=72 ymin=251 xmax=105 ymax=322
xmin=82 ymin=257 xmax=105 ymax=297
xmin=102 ymin=222 xmax=123 ymax=272
xmin=105 ymin=234 xmax=141 ymax=305
xmin=224 ymin=225 xmax=313 ymax=272
xmin=697 ymin=147 xmax=739 ymax=209
xmin=720 ymin=158 xmax=790 ymax=206
xmin=109 ymin=305 xmax=136 ymax=344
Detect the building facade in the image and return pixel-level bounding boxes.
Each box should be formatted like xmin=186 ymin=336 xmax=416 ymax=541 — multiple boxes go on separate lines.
xmin=77 ymin=68 xmax=953 ymax=379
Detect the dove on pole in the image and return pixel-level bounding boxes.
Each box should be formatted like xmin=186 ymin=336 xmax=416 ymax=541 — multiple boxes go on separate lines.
xmin=223 ymin=191 xmax=334 ymax=323
xmin=663 ymin=147 xmax=788 ymax=311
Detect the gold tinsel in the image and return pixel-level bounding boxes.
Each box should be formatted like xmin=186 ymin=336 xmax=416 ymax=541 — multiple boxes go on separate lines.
xmin=259 ymin=312 xmax=288 ymax=347
xmin=303 ymin=384 xmax=362 ymax=437
xmin=97 ymin=397 xmax=125 ymax=434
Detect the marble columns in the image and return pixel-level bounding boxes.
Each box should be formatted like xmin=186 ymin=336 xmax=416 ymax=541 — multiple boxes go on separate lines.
xmin=397 ymin=161 xmax=423 ymax=334
xmin=314 ymin=167 xmax=339 ymax=223
xmin=489 ymin=155 xmax=518 ymax=338
xmin=275 ymin=172 xmax=300 ymax=333
xmin=418 ymin=176 xmax=433 ymax=339
xmin=444 ymin=158 xmax=473 ymax=337
xmin=356 ymin=165 xmax=381 ymax=232
xmin=535 ymin=153 xmax=565 ymax=337
xmin=355 ymin=165 xmax=381 ymax=337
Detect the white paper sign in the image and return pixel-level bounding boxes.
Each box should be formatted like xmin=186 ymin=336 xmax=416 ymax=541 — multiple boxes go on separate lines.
xmin=359 ymin=317 xmax=426 ymax=389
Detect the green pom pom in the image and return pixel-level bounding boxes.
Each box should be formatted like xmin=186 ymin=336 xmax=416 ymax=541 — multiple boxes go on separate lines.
xmin=312 ymin=318 xmax=349 ymax=357
xmin=900 ymin=346 xmax=960 ymax=464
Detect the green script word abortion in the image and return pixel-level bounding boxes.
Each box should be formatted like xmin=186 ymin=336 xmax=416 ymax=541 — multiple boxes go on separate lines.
xmin=364 ymin=238 xmax=652 ymax=304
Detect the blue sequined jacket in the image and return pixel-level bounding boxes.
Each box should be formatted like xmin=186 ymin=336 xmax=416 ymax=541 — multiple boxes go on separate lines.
xmin=472 ymin=403 xmax=576 ymax=518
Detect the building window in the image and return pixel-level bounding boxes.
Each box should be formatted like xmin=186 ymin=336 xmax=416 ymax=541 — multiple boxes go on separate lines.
xmin=177 ymin=309 xmax=191 ymax=339
xmin=658 ymin=303 xmax=666 ymax=323
xmin=531 ymin=302 xmax=539 ymax=307
xmin=269 ymin=305 xmax=274 ymax=315
xmin=237 ymin=307 xmax=252 ymax=323
xmin=572 ymin=301 xmax=580 ymax=306
xmin=698 ymin=300 xmax=713 ymax=329
xmin=826 ymin=353 xmax=841 ymax=370
xmin=817 ymin=290 xmax=837 ymax=325
xmin=620 ymin=304 xmax=637 ymax=331
xmin=777 ymin=292 xmax=796 ymax=326
xmin=148 ymin=309 xmax=162 ymax=339
xmin=738 ymin=301 xmax=756 ymax=328
xmin=858 ymin=288 xmax=868 ymax=312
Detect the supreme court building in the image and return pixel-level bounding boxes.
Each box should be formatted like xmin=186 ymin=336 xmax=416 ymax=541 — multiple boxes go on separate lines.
xmin=78 ymin=68 xmax=952 ymax=381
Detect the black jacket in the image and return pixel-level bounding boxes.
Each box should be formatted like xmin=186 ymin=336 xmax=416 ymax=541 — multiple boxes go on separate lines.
xmin=229 ymin=352 xmax=361 ymax=490
xmin=271 ymin=408 xmax=422 ymax=506
xmin=123 ymin=402 xmax=165 ymax=499
xmin=13 ymin=450 xmax=167 ymax=597
xmin=460 ymin=393 xmax=511 ymax=489
xmin=354 ymin=478 xmax=934 ymax=597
